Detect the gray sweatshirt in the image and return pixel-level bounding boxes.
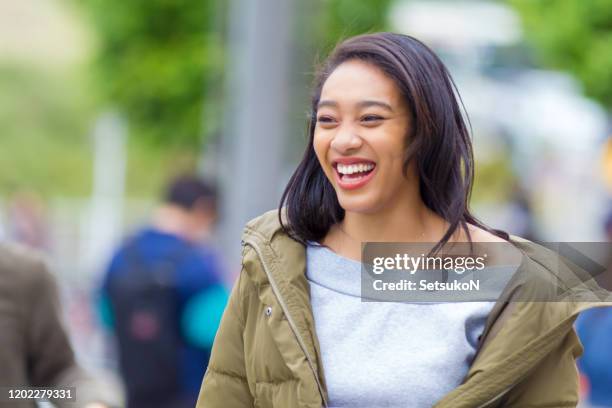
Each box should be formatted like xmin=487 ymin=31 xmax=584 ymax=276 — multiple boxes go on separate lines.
xmin=306 ymin=244 xmax=498 ymax=408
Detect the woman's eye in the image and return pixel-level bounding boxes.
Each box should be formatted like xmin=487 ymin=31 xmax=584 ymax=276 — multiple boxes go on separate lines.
xmin=361 ymin=115 xmax=384 ymax=123
xmin=317 ymin=116 xmax=337 ymax=124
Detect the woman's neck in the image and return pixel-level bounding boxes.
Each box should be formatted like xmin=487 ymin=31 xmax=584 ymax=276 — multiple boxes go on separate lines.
xmin=321 ymin=197 xmax=450 ymax=261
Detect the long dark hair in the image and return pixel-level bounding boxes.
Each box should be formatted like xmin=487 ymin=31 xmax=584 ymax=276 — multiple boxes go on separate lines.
xmin=279 ymin=32 xmax=508 ymax=251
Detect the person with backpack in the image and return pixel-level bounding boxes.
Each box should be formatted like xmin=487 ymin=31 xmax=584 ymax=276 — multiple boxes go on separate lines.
xmin=100 ymin=175 xmax=227 ymax=408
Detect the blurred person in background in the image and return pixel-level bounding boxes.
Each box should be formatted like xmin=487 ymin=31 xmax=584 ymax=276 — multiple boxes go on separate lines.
xmin=99 ymin=174 xmax=227 ymax=408
xmin=0 ymin=243 xmax=112 ymax=408
xmin=576 ymin=209 xmax=612 ymax=408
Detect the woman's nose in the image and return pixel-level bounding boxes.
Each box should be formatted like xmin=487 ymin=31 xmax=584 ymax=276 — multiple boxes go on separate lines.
xmin=330 ymin=126 xmax=363 ymax=153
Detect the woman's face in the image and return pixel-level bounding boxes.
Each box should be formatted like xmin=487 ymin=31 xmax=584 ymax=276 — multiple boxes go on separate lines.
xmin=313 ymin=59 xmax=414 ymax=214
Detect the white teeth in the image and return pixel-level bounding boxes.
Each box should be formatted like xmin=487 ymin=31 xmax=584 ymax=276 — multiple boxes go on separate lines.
xmin=337 ymin=163 xmax=375 ymax=175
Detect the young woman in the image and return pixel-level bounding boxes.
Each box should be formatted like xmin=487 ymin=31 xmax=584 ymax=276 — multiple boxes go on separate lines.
xmin=197 ymin=33 xmax=609 ymax=408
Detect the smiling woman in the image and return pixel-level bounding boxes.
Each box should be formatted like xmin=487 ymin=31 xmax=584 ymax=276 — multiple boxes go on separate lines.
xmin=196 ymin=33 xmax=611 ymax=408
xmin=280 ymin=34 xmax=510 ymax=259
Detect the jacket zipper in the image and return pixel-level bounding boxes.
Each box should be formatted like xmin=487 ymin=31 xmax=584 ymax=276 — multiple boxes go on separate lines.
xmin=243 ymin=239 xmax=329 ymax=408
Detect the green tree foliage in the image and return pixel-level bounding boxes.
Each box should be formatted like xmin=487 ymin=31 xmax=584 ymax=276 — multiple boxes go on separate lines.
xmin=0 ymin=64 xmax=94 ymax=196
xmin=82 ymin=0 xmax=392 ymax=148
xmin=317 ymin=0 xmax=393 ymax=52
xmin=82 ymin=0 xmax=224 ymax=147
xmin=509 ymin=0 xmax=612 ymax=109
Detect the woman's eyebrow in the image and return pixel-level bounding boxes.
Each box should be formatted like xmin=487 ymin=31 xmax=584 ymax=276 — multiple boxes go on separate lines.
xmin=317 ymin=100 xmax=338 ymax=109
xmin=357 ymin=100 xmax=393 ymax=111
xmin=317 ymin=100 xmax=394 ymax=111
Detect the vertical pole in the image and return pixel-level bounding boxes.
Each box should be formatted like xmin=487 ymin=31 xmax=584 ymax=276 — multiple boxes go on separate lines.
xmin=83 ymin=112 xmax=126 ymax=280
xmin=219 ymin=0 xmax=296 ymax=272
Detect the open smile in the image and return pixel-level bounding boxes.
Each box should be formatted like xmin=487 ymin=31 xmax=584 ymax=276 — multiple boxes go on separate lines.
xmin=332 ymin=158 xmax=377 ymax=190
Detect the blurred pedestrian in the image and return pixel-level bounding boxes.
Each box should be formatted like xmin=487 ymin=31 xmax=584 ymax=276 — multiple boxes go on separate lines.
xmin=0 ymin=243 xmax=112 ymax=408
xmin=100 ymin=175 xmax=227 ymax=408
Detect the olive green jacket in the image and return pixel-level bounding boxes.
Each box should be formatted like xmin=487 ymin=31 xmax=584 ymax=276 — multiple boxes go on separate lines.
xmin=197 ymin=210 xmax=612 ymax=408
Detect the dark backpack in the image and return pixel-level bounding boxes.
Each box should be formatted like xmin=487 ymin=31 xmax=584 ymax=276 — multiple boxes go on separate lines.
xmin=107 ymin=241 xmax=190 ymax=408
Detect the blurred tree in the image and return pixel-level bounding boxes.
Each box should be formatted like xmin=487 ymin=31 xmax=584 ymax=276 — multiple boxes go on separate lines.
xmin=82 ymin=0 xmax=391 ymax=148
xmin=317 ymin=0 xmax=393 ymax=53
xmin=81 ymin=0 xmax=225 ymax=147
xmin=0 ymin=64 xmax=94 ymax=197
xmin=509 ymin=0 xmax=612 ymax=109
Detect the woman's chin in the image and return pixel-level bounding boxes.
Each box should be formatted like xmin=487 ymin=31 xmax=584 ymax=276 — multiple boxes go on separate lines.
xmin=337 ymin=196 xmax=382 ymax=215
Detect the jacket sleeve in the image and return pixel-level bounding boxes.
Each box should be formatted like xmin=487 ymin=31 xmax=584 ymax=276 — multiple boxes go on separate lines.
xmin=499 ymin=326 xmax=582 ymax=408
xmin=196 ymin=267 xmax=254 ymax=407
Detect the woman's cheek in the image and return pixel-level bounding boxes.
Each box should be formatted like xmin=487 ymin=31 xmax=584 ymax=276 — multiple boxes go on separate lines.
xmin=312 ymin=132 xmax=325 ymax=161
xmin=313 ymin=132 xmax=333 ymax=177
